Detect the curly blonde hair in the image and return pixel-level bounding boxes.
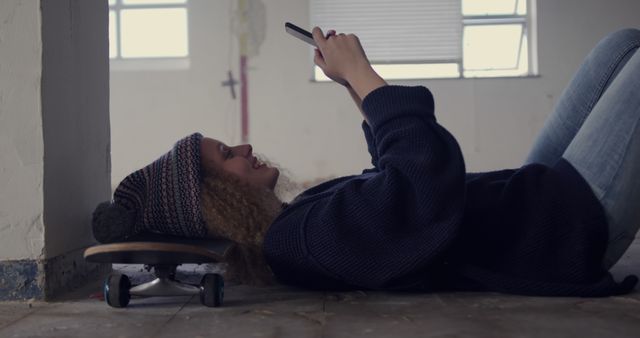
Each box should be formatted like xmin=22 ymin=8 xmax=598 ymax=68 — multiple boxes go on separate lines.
xmin=200 ymin=161 xmax=292 ymax=286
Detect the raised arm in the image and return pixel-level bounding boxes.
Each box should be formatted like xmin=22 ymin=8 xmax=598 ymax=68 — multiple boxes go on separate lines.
xmin=312 ymin=27 xmax=387 ymax=124
xmin=347 ymin=85 xmax=366 ymax=123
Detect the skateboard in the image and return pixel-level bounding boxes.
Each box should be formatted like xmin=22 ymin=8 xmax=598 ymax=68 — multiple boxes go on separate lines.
xmin=84 ymin=233 xmax=235 ymax=308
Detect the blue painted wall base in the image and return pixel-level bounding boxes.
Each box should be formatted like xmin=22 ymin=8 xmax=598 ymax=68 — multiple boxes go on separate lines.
xmin=0 ymin=247 xmax=110 ymax=301
xmin=0 ymin=260 xmax=43 ymax=301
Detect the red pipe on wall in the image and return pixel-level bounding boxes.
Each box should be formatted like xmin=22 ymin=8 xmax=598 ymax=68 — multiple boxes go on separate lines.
xmin=240 ymin=55 xmax=249 ymax=143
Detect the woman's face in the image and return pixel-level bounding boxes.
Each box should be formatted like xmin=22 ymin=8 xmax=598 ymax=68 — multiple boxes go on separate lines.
xmin=201 ymin=137 xmax=279 ymax=190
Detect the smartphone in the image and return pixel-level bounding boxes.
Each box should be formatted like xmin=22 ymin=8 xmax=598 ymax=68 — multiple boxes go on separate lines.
xmin=285 ymin=22 xmax=317 ymax=47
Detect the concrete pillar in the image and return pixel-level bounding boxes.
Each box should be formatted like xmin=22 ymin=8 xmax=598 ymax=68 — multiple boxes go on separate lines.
xmin=0 ymin=0 xmax=111 ymax=300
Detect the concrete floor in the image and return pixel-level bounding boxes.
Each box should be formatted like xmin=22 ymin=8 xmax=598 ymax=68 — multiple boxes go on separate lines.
xmin=1 ymin=241 xmax=639 ymax=338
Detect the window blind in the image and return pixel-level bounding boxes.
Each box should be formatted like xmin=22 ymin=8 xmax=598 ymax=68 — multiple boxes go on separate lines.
xmin=310 ymin=0 xmax=462 ymax=64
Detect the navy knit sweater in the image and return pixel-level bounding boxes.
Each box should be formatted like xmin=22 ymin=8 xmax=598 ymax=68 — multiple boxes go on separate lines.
xmin=263 ymin=85 xmax=638 ymax=297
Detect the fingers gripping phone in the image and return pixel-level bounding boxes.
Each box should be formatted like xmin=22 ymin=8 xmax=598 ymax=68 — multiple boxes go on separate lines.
xmin=285 ymin=22 xmax=317 ymax=47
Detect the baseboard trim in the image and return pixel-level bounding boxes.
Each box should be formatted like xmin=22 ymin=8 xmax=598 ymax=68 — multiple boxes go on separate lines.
xmin=0 ymin=247 xmax=111 ymax=301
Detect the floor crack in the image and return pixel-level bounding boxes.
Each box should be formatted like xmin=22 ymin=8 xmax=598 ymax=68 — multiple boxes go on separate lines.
xmin=0 ymin=302 xmax=49 ymax=333
xmin=322 ymin=291 xmax=327 ymax=313
xmin=320 ymin=292 xmax=328 ymax=338
xmin=147 ymin=295 xmax=193 ymax=338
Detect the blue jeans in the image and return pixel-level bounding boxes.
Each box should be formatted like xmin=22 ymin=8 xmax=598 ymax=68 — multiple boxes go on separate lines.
xmin=524 ymin=28 xmax=640 ymax=270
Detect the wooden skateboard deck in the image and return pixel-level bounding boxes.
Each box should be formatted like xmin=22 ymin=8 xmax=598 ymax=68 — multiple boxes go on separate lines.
xmin=84 ymin=233 xmax=235 ymax=265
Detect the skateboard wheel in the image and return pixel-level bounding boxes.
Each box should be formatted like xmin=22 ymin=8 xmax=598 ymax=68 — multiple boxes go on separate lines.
xmin=104 ymin=273 xmax=131 ymax=308
xmin=200 ymin=273 xmax=224 ymax=307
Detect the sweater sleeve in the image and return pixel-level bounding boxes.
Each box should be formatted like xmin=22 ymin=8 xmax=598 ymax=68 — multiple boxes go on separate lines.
xmin=361 ymin=121 xmax=379 ymax=169
xmin=264 ymin=86 xmax=466 ymax=290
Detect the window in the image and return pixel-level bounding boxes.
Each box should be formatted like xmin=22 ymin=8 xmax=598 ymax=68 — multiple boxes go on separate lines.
xmin=311 ymin=0 xmax=537 ymax=80
xmin=109 ymin=0 xmax=189 ymax=60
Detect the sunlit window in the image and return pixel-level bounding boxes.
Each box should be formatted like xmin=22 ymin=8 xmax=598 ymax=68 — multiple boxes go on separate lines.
xmin=312 ymin=0 xmax=537 ymax=80
xmin=462 ymin=0 xmax=532 ymax=78
xmin=109 ymin=0 xmax=189 ymax=59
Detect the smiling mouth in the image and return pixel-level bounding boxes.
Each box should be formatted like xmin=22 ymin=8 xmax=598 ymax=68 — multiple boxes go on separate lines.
xmin=253 ymin=158 xmax=266 ymax=169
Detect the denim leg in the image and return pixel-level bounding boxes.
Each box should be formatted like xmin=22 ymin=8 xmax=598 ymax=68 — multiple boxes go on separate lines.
xmin=524 ymin=29 xmax=640 ymax=166
xmin=561 ymin=39 xmax=640 ymax=270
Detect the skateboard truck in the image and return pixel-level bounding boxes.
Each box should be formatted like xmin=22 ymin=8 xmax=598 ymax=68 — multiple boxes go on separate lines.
xmin=129 ymin=265 xmax=201 ymax=297
xmin=103 ymin=264 xmax=223 ymax=308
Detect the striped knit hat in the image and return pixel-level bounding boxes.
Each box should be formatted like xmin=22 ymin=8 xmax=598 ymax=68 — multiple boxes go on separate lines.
xmin=92 ymin=133 xmax=207 ymax=243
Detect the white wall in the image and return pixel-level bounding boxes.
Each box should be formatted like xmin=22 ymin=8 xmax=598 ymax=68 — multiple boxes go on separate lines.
xmin=110 ymin=0 xmax=640 ymax=190
xmin=0 ymin=0 xmax=45 ymax=260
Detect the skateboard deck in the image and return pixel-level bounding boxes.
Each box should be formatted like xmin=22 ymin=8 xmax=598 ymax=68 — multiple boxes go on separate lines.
xmin=84 ymin=233 xmax=235 ymax=265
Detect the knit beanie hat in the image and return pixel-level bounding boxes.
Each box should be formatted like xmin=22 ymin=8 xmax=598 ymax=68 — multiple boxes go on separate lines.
xmin=92 ymin=133 xmax=208 ymax=243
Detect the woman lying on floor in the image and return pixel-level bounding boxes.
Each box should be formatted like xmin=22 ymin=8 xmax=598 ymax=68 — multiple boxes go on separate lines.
xmin=93 ymin=27 xmax=640 ymax=297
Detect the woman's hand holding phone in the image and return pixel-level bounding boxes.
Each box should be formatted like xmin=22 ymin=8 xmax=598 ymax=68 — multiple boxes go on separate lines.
xmin=311 ymin=28 xmax=353 ymax=87
xmin=311 ymin=27 xmax=386 ymax=100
